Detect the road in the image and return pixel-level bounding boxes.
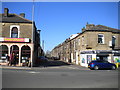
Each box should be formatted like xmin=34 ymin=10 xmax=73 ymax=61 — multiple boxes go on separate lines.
xmin=1 ymin=60 xmax=118 ymax=88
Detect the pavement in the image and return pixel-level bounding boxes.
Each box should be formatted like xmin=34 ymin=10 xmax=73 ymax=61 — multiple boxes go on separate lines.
xmin=0 ymin=65 xmax=31 ymax=70
xmin=0 ymin=64 xmax=89 ymax=71
xmin=0 ymin=60 xmax=90 ymax=70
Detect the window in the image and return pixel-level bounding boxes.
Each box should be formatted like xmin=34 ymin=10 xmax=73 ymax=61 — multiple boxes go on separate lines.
xmin=87 ymin=55 xmax=92 ymax=64
xmin=82 ymin=36 xmax=84 ymax=45
xmin=74 ymin=40 xmax=76 ymax=50
xmin=78 ymin=38 xmax=80 ymax=45
xmin=10 ymin=25 xmax=20 ymax=38
xmin=112 ymin=36 xmax=116 ymax=46
xmin=75 ymin=39 xmax=78 ymax=50
xmin=11 ymin=27 xmax=18 ymax=38
xmin=98 ymin=34 xmax=104 ymax=44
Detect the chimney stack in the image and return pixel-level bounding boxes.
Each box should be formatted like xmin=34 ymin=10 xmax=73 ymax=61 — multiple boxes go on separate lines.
xmin=86 ymin=24 xmax=95 ymax=30
xmin=4 ymin=8 xmax=9 ymax=17
xmin=20 ymin=13 xmax=25 ymax=18
xmin=37 ymin=30 xmax=41 ymax=34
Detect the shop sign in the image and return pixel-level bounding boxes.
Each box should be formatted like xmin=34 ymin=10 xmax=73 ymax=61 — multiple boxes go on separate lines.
xmin=96 ymin=50 xmax=112 ymax=54
xmin=81 ymin=51 xmax=95 ymax=54
xmin=114 ymin=56 xmax=120 ymax=63
xmin=0 ymin=37 xmax=29 ymax=42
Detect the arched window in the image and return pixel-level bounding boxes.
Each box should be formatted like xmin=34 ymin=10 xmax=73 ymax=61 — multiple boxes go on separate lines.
xmin=11 ymin=27 xmax=18 ymax=38
xmin=21 ymin=46 xmax=31 ymax=63
xmin=0 ymin=45 xmax=8 ymax=56
xmin=0 ymin=45 xmax=8 ymax=62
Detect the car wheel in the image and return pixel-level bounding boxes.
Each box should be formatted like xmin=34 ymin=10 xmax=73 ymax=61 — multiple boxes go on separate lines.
xmin=94 ymin=66 xmax=99 ymax=70
xmin=112 ymin=66 xmax=116 ymax=70
xmin=90 ymin=68 xmax=93 ymax=70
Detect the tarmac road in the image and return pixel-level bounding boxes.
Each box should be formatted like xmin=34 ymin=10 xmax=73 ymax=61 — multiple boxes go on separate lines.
xmin=2 ymin=64 xmax=118 ymax=88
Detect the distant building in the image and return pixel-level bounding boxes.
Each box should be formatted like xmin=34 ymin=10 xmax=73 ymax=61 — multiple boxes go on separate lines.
xmin=51 ymin=23 xmax=120 ymax=67
xmin=0 ymin=8 xmax=42 ymax=66
xmin=69 ymin=34 xmax=79 ymax=39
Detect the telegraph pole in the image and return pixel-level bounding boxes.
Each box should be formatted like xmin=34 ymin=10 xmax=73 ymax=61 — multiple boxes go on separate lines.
xmin=31 ymin=0 xmax=35 ymax=68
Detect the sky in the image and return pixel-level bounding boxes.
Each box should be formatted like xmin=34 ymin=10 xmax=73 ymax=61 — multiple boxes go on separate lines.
xmin=2 ymin=2 xmax=118 ymax=52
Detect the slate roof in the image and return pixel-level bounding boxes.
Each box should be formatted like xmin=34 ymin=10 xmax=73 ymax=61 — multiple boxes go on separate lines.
xmin=0 ymin=14 xmax=32 ymax=23
xmin=85 ymin=24 xmax=120 ymax=33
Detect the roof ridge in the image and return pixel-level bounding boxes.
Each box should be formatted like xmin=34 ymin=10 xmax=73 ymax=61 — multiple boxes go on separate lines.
xmin=1 ymin=13 xmax=32 ymax=23
xmin=96 ymin=25 xmax=119 ymax=30
xmin=14 ymin=14 xmax=32 ymax=23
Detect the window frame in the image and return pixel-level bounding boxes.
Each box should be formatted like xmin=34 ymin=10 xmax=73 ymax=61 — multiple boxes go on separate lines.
xmin=82 ymin=36 xmax=84 ymax=46
xmin=112 ymin=36 xmax=116 ymax=46
xmin=98 ymin=34 xmax=104 ymax=44
xmin=10 ymin=25 xmax=20 ymax=38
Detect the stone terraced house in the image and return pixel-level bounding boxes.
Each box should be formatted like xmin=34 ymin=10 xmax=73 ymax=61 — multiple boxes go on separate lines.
xmin=51 ymin=23 xmax=120 ymax=67
xmin=0 ymin=8 xmax=43 ymax=66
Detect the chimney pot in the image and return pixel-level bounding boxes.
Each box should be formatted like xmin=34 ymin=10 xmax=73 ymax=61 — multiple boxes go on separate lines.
xmin=86 ymin=24 xmax=95 ymax=30
xmin=37 ymin=30 xmax=41 ymax=34
xmin=4 ymin=8 xmax=9 ymax=17
xmin=20 ymin=13 xmax=25 ymax=18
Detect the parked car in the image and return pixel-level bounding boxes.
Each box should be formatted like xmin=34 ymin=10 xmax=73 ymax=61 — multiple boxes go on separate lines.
xmin=35 ymin=56 xmax=48 ymax=66
xmin=88 ymin=60 xmax=116 ymax=70
xmin=51 ymin=57 xmax=59 ymax=60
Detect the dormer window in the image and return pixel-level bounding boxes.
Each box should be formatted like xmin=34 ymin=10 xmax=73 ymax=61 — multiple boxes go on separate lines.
xmin=10 ymin=25 xmax=20 ymax=38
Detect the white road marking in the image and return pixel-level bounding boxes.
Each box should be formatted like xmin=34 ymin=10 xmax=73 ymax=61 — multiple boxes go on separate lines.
xmin=28 ymin=71 xmax=40 ymax=74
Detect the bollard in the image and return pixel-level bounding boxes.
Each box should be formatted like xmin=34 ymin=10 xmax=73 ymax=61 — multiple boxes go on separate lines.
xmin=115 ymin=63 xmax=118 ymax=68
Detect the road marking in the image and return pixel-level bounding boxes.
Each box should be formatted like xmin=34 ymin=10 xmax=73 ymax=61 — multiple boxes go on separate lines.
xmin=28 ymin=71 xmax=40 ymax=74
xmin=1 ymin=66 xmax=31 ymax=70
xmin=66 ymin=66 xmax=79 ymax=69
xmin=49 ymin=67 xmax=60 ymax=69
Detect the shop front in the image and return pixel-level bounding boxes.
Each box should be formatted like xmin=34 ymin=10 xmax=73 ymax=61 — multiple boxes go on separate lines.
xmin=80 ymin=50 xmax=120 ymax=67
xmin=80 ymin=54 xmax=96 ymax=67
xmin=80 ymin=50 xmax=96 ymax=67
xmin=0 ymin=37 xmax=33 ymax=66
